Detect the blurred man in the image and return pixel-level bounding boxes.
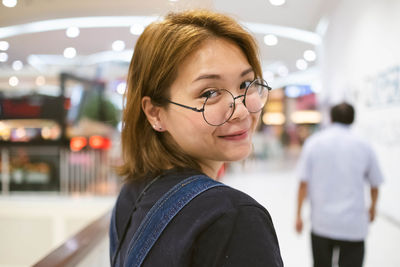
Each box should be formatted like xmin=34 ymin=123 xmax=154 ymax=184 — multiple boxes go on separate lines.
xmin=295 ymin=102 xmax=383 ymax=267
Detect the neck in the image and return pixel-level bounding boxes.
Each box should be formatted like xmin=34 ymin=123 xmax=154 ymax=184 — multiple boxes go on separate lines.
xmin=198 ymin=161 xmax=224 ymax=180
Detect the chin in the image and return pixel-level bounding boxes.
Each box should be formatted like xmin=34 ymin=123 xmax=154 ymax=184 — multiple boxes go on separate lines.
xmin=224 ymin=145 xmax=252 ymax=162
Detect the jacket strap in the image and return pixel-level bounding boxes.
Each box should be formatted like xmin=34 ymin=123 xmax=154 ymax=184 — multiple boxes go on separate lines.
xmin=124 ymin=174 xmax=225 ymax=267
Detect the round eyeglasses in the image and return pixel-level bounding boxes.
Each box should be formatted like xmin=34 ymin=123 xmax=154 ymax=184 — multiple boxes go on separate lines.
xmin=166 ymin=78 xmax=271 ymax=126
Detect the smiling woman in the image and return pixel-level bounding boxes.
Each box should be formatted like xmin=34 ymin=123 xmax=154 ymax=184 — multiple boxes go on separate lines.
xmin=110 ymin=9 xmax=283 ymax=267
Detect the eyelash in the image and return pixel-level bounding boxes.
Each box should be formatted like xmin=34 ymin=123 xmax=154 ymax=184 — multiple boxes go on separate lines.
xmin=200 ymin=80 xmax=253 ymax=98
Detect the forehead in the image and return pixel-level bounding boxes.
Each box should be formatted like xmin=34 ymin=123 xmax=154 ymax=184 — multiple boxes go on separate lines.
xmin=175 ymin=38 xmax=252 ymax=83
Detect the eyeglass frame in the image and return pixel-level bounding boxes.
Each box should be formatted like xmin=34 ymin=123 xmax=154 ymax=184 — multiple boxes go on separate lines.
xmin=165 ymin=78 xmax=272 ymax=126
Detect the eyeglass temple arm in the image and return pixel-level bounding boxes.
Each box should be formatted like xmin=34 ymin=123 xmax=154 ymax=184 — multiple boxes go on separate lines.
xmin=255 ymin=81 xmax=272 ymax=91
xmin=167 ymin=100 xmax=204 ymax=112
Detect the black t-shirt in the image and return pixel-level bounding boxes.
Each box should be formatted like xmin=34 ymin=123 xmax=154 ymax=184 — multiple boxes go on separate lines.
xmin=113 ymin=168 xmax=284 ymax=266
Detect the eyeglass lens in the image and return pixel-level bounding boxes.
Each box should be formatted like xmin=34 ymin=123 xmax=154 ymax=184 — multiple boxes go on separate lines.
xmin=203 ymin=79 xmax=269 ymax=126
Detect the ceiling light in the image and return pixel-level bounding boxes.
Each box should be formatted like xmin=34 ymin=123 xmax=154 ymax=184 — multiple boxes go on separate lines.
xmin=296 ymin=59 xmax=308 ymax=70
xmin=303 ymin=50 xmax=316 ymax=61
xmin=112 ymin=40 xmax=125 ymax=52
xmin=0 ymin=41 xmax=9 ymax=51
xmin=264 ymin=34 xmax=278 ymax=46
xmin=0 ymin=16 xmax=322 ymax=46
xmin=66 ymin=26 xmax=80 ymax=38
xmin=0 ymin=52 xmax=8 ymax=62
xmin=130 ymin=24 xmax=144 ymax=35
xmin=169 ymin=0 xmax=179 ymax=2
xmin=116 ymin=82 xmax=127 ymax=95
xmin=269 ymin=0 xmax=285 ymax=6
xmin=2 ymin=0 xmax=17 ymax=8
xmin=9 ymin=76 xmax=19 ymax=87
xmin=12 ymin=60 xmax=23 ymax=71
xmin=36 ymin=76 xmax=46 ymax=86
xmin=63 ymin=47 xmax=77 ymax=58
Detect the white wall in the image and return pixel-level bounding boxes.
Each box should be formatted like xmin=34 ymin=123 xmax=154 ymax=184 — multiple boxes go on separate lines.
xmin=320 ymin=0 xmax=400 ymax=221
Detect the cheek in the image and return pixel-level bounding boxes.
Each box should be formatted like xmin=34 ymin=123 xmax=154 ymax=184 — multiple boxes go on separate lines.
xmin=251 ymin=113 xmax=261 ymax=130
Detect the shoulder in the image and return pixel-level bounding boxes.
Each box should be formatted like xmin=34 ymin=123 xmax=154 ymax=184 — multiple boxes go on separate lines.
xmin=198 ymin=183 xmax=270 ymax=214
xmin=188 ymin=185 xmax=283 ymax=266
xmin=184 ymin=183 xmax=276 ymax=233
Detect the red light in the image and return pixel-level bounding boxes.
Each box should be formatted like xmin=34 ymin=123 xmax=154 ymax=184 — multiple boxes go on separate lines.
xmin=64 ymin=98 xmax=71 ymax=110
xmin=70 ymin=137 xmax=87 ymax=151
xmin=89 ymin=136 xmax=111 ymax=150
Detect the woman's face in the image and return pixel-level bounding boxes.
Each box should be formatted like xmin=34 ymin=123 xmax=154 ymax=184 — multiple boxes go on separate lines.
xmin=160 ymin=38 xmax=260 ymax=176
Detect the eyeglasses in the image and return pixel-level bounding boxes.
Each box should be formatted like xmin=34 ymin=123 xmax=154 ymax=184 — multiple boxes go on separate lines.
xmin=166 ymin=78 xmax=271 ymax=126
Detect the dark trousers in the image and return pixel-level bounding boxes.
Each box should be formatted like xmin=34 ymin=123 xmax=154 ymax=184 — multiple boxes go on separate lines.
xmin=311 ymin=232 xmax=364 ymax=267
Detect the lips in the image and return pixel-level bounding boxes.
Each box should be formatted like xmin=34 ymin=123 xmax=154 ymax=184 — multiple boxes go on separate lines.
xmin=219 ymin=129 xmax=249 ymax=141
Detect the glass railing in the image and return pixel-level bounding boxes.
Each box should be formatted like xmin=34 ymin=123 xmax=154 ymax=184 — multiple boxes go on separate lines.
xmin=32 ymin=210 xmax=111 ymax=267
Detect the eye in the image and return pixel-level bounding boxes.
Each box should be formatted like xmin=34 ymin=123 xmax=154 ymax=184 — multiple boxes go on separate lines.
xmin=240 ymin=81 xmax=252 ymax=90
xmin=200 ymin=88 xmax=220 ymax=98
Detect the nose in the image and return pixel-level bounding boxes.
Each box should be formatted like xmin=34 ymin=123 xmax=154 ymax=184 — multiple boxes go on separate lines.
xmin=229 ymin=94 xmax=249 ymax=121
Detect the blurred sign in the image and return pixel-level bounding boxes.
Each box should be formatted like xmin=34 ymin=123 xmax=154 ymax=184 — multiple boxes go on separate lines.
xmin=284 ymin=85 xmax=313 ymax=98
xmin=364 ymin=65 xmax=400 ymax=107
xmin=0 ymin=95 xmax=64 ymax=122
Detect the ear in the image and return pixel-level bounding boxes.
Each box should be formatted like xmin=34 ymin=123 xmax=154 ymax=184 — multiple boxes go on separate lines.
xmin=141 ymin=96 xmax=165 ymax=131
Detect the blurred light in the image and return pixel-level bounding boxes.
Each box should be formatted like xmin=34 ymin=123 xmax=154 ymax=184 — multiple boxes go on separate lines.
xmin=304 ymin=50 xmax=316 ymax=61
xmin=0 ymin=121 xmax=11 ymax=141
xmin=296 ymin=59 xmax=308 ymax=70
xmin=0 ymin=52 xmax=8 ymax=62
xmin=269 ymin=0 xmax=285 ymax=6
xmin=263 ymin=112 xmax=286 ymax=125
xmin=12 ymin=60 xmax=23 ymax=71
xmin=290 ymin=110 xmax=321 ymax=124
xmin=264 ymin=34 xmax=278 ymax=46
xmin=263 ymin=70 xmax=275 ymax=83
xmin=169 ymin=0 xmax=179 ymax=2
xmin=112 ymin=40 xmax=125 ymax=51
xmin=2 ymin=0 xmax=17 ymax=8
xmin=89 ymin=136 xmax=111 ymax=149
xmin=130 ymin=24 xmax=144 ymax=35
xmin=15 ymin=127 xmax=26 ymax=139
xmin=41 ymin=127 xmax=51 ymax=140
xmin=63 ymin=47 xmax=76 ymax=58
xmin=277 ymin=65 xmax=289 ymax=77
xmin=66 ymin=26 xmax=80 ymax=38
xmin=70 ymin=136 xmax=87 ymax=151
xmin=9 ymin=76 xmax=19 ymax=87
xmin=0 ymin=40 xmax=9 ymax=51
xmin=116 ymin=82 xmax=127 ymax=95
xmin=36 ymin=76 xmax=46 ymax=86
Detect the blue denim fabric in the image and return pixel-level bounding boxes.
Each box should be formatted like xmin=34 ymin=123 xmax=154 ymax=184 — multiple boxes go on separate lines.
xmin=120 ymin=175 xmax=225 ymax=267
xmin=110 ymin=205 xmax=120 ymax=266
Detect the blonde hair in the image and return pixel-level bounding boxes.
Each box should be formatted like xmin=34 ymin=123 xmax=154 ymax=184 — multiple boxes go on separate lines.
xmin=119 ymin=9 xmax=262 ymax=180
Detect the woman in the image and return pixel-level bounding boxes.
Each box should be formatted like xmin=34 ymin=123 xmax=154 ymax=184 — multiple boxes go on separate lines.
xmin=110 ymin=9 xmax=283 ymax=267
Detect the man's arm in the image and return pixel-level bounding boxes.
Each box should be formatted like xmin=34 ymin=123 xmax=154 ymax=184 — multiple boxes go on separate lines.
xmin=295 ymin=181 xmax=307 ymax=233
xmin=369 ymin=187 xmax=379 ymax=222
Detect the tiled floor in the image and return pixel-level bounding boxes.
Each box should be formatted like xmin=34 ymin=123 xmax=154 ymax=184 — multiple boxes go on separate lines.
xmin=222 ymin=158 xmax=400 ymax=267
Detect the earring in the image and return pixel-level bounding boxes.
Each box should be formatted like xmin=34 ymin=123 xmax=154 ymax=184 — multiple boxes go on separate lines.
xmin=152 ymin=124 xmax=163 ymax=131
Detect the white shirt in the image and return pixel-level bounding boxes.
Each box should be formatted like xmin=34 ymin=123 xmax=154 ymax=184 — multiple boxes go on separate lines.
xmin=297 ymin=123 xmax=384 ymax=241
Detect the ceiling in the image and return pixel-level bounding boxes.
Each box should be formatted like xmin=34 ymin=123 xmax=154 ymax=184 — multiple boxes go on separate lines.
xmin=0 ymin=0 xmax=339 ymax=92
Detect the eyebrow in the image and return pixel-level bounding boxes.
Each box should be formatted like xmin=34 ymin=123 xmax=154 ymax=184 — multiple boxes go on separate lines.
xmin=193 ymin=67 xmax=254 ymax=82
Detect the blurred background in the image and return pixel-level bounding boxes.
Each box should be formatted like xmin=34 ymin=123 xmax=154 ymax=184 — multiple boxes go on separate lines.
xmin=0 ymin=0 xmax=399 ymax=266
